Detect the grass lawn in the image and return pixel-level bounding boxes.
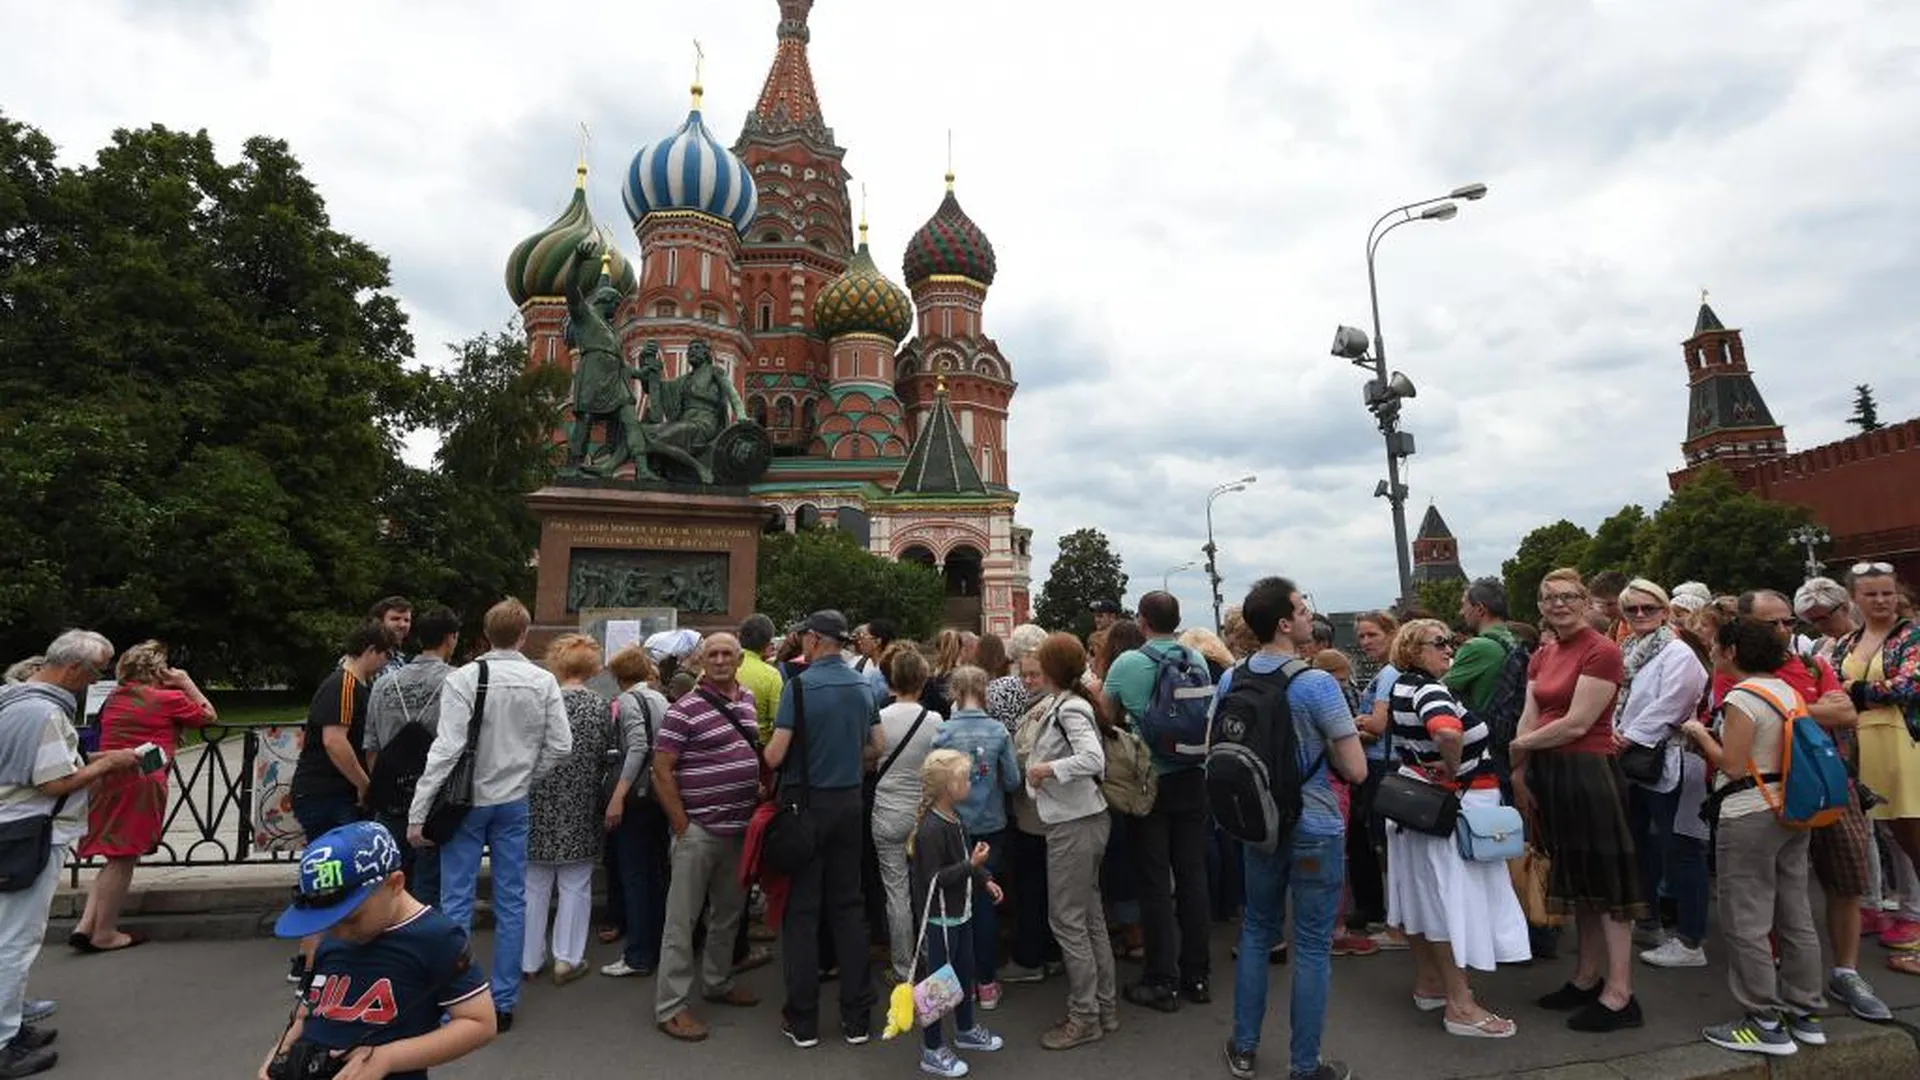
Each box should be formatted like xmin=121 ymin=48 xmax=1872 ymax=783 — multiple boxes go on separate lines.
xmin=190 ymin=689 xmax=306 ymax=741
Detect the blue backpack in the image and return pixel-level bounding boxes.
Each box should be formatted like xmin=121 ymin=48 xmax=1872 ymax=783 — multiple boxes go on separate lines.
xmin=1734 ymin=681 xmax=1848 ymax=830
xmin=1136 ymin=645 xmax=1216 ymax=768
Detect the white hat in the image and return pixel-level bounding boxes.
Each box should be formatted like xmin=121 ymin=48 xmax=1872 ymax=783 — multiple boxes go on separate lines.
xmin=1669 ymin=582 xmax=1712 ymax=613
xmin=644 ymin=628 xmax=702 ymax=661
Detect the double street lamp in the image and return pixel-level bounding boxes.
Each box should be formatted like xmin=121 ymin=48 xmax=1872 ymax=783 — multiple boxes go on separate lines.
xmin=1162 ymin=560 xmax=1198 ymax=593
xmin=1788 ymin=524 xmax=1830 ymax=580
xmin=1202 ymin=475 xmax=1256 ymax=631
xmin=1331 ymin=182 xmax=1489 ymax=606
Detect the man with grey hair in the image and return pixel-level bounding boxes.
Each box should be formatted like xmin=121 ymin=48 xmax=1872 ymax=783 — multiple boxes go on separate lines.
xmin=0 ymin=631 xmax=142 ymax=1074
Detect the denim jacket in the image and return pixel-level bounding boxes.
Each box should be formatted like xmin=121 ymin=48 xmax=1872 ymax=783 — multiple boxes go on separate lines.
xmin=931 ymin=706 xmax=1020 ymax=835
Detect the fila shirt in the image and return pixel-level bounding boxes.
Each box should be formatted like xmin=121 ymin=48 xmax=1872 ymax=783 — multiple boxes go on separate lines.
xmin=298 ymin=906 xmax=487 ymax=1078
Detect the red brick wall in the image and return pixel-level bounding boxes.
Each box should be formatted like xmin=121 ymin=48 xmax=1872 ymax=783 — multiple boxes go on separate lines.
xmin=1748 ymin=419 xmax=1920 ymax=581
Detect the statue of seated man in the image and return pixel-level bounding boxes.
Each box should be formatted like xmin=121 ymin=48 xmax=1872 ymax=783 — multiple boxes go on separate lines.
xmin=639 ymin=337 xmax=748 ymax=484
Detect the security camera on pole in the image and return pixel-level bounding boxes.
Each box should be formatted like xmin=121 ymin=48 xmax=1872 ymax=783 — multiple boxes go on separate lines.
xmin=1332 ymin=182 xmax=1488 ymax=607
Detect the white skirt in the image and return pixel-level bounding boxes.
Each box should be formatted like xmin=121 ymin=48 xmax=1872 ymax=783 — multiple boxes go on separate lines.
xmin=1385 ymin=786 xmax=1533 ymax=972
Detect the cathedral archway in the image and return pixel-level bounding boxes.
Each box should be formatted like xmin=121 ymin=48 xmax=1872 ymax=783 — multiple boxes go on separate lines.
xmin=945 ymin=545 xmax=983 ymax=598
xmin=899 ymin=545 xmax=936 ymax=571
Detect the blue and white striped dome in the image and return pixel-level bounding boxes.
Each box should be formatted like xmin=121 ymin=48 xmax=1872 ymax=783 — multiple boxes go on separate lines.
xmin=622 ymin=99 xmax=758 ymax=236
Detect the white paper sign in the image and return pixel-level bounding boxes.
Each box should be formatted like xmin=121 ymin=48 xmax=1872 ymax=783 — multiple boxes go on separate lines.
xmin=603 ymin=619 xmax=643 ymax=659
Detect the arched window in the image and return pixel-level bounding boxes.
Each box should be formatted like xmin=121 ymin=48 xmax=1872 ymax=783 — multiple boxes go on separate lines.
xmin=758 ymin=300 xmax=774 ymax=332
xmin=749 ymin=396 xmax=769 ymax=427
xmin=801 ymin=399 xmax=818 ymax=434
xmin=652 ymin=300 xmax=677 ymax=318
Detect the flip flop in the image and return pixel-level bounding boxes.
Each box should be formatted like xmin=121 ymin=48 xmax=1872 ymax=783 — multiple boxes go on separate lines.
xmin=1444 ymin=1013 xmax=1517 ymax=1039
xmin=72 ymin=931 xmax=148 ymax=954
xmin=1414 ymin=994 xmax=1448 ymax=1012
xmin=1888 ymin=952 xmax=1920 ymax=977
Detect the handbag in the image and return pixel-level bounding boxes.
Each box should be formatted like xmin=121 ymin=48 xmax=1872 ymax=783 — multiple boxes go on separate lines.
xmin=908 ymin=885 xmax=967 ymax=1027
xmin=0 ymin=793 xmax=67 ymax=893
xmin=602 ymin=690 xmax=660 ymax=811
xmin=422 ymin=661 xmax=489 ymax=845
xmin=1617 ymin=738 xmax=1668 ymax=786
xmin=760 ymin=678 xmax=816 ymax=875
xmin=1453 ymin=802 xmax=1526 ymax=862
xmin=1373 ymin=771 xmax=1459 ymax=837
xmin=1507 ymin=846 xmax=1562 ymax=928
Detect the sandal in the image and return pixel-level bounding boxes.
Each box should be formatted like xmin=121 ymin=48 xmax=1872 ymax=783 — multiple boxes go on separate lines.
xmin=1888 ymin=952 xmax=1920 ymax=976
xmin=1444 ymin=1013 xmax=1517 ymax=1039
xmin=71 ymin=931 xmax=148 ymax=954
xmin=1413 ymin=994 xmax=1448 ymax=1012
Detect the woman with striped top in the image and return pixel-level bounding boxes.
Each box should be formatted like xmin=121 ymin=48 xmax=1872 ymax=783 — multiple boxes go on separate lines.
xmin=1385 ymin=619 xmax=1531 ymax=1039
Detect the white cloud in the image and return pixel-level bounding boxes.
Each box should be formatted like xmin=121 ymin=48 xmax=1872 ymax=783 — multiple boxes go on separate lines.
xmin=6 ymin=0 xmax=1918 ymax=623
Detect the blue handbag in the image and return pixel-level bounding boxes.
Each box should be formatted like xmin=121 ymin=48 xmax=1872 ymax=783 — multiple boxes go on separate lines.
xmin=1453 ymin=803 xmax=1525 ymax=863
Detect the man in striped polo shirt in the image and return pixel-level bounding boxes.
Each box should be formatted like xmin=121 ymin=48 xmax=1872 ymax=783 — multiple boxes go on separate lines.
xmin=653 ymin=633 xmax=764 ymax=1041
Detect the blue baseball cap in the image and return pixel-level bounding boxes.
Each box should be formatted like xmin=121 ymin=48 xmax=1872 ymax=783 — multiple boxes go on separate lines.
xmin=273 ymin=820 xmax=404 ymax=939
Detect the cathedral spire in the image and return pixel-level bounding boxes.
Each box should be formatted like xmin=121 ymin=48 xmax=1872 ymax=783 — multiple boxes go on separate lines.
xmin=752 ymin=0 xmax=824 ymax=133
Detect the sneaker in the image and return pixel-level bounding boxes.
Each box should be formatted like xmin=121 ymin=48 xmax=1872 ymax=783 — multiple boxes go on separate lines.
xmin=1639 ymin=939 xmax=1707 ymax=968
xmin=1039 ymin=1016 xmax=1103 ymax=1050
xmin=999 ymin=963 xmax=1046 ymax=984
xmin=781 ymin=1016 xmax=819 ymax=1049
xmin=1124 ymin=980 xmax=1180 ymax=1013
xmin=1702 ymin=1014 xmax=1796 ymax=1056
xmin=600 ymin=958 xmax=654 ymax=978
xmin=1182 ymin=977 xmax=1212 ymax=1004
xmin=1535 ymin=981 xmax=1602 ymax=1010
xmin=1294 ymin=1062 xmax=1354 ymax=1080
xmin=1786 ymin=1013 xmax=1826 ymax=1046
xmin=1860 ymin=908 xmax=1891 ymax=937
xmin=920 ymin=1046 xmax=970 ymax=1077
xmin=1332 ymin=934 xmax=1381 ymax=957
xmin=495 ymin=1010 xmax=513 ymax=1033
xmin=1224 ymin=1040 xmax=1256 ymax=1080
xmin=976 ymin=981 xmax=1002 ymax=1011
xmin=843 ymin=1018 xmax=872 ymax=1045
xmin=1631 ymin=920 xmax=1665 ymax=948
xmin=553 ymin=961 xmax=589 ymax=986
xmin=6 ymin=1029 xmax=53 ymax=1053
xmin=1567 ymin=995 xmax=1642 ymax=1032
xmin=1043 ymin=960 xmax=1066 ymax=978
xmin=1828 ymin=970 xmax=1893 ymax=1022
xmin=1374 ymin=928 xmax=1410 ymax=951
xmin=0 ymin=1042 xmax=55 ymax=1078
xmin=1882 ymin=919 xmax=1920 ymax=950
xmin=955 ymin=1024 xmax=1004 ymax=1052
xmin=18 ymin=1002 xmax=53 ymax=1026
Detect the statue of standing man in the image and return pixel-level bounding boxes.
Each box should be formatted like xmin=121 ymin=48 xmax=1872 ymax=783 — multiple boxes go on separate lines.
xmin=562 ymin=239 xmax=654 ymax=480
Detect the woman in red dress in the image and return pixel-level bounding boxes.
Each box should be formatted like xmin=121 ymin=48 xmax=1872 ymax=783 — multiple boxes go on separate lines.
xmin=72 ymin=641 xmax=215 ymax=952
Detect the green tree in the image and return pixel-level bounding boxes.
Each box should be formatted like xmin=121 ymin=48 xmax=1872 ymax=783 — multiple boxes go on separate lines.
xmin=1849 ymin=384 xmax=1884 ymax=432
xmin=0 ymin=114 xmax=425 ymax=685
xmin=1413 ymin=578 xmax=1467 ymax=628
xmin=755 ymin=527 xmax=946 ymax=640
xmin=1033 ymin=528 xmax=1128 ymax=638
xmin=1502 ymin=521 xmax=1592 ymax=623
xmin=376 ymin=331 xmax=566 ymax=642
xmin=1581 ymin=505 xmax=1648 ymax=578
xmin=1635 ymin=466 xmax=1811 ymax=593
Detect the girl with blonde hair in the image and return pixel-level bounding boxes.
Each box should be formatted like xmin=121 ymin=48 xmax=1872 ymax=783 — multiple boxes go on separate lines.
xmin=908 ymin=748 xmax=1006 ymax=1075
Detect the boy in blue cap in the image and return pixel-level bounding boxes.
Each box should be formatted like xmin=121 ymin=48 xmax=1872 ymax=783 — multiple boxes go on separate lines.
xmin=259 ymin=821 xmax=495 ymax=1079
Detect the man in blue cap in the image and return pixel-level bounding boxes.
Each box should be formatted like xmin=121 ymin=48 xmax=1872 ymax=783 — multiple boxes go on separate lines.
xmin=260 ymin=822 xmax=495 ymax=1080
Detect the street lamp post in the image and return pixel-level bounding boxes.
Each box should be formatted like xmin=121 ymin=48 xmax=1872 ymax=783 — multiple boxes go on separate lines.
xmin=1162 ymin=560 xmax=1197 ymax=593
xmin=1202 ymin=475 xmax=1256 ymax=632
xmin=1788 ymin=524 xmax=1830 ymax=580
xmin=1333 ymin=183 xmax=1487 ymax=606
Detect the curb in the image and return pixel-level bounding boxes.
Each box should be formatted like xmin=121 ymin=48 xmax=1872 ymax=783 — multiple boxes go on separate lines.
xmin=1467 ymin=1016 xmax=1919 ymax=1080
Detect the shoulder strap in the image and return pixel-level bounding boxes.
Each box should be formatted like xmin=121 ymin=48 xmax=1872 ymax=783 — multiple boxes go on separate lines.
xmin=877 ymin=707 xmax=930 ymax=780
xmin=784 ymin=675 xmax=810 ymax=794
xmin=1732 ymin=679 xmax=1804 ymax=723
xmin=699 ymin=688 xmax=761 ymax=756
xmin=463 ymin=662 xmax=490 ymax=753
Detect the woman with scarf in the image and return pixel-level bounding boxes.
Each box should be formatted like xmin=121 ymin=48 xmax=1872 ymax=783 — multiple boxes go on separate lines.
xmin=1608 ymin=580 xmax=1710 ymax=967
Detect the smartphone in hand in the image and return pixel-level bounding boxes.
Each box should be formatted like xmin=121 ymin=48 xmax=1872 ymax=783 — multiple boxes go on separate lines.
xmin=133 ymin=742 xmax=167 ymax=775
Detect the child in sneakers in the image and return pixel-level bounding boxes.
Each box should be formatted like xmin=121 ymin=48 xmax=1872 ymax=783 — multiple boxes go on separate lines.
xmin=909 ymin=749 xmax=1005 ymax=1077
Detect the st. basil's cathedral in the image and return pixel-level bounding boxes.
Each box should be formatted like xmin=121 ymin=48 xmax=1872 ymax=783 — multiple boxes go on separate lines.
xmin=502 ymin=0 xmax=1032 ymax=635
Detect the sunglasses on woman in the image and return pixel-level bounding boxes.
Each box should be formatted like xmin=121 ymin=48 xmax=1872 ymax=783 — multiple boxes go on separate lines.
xmin=1851 ymin=562 xmax=1894 ymax=576
xmin=1621 ymin=604 xmax=1663 ymax=617
xmin=1426 ymin=638 xmax=1454 ymax=652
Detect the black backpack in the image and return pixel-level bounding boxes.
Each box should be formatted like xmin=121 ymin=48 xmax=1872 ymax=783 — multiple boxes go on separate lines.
xmin=366 ymin=720 xmax=435 ymax=821
xmin=1480 ymin=636 xmax=1533 ymax=774
xmin=1204 ymin=658 xmax=1321 ymax=854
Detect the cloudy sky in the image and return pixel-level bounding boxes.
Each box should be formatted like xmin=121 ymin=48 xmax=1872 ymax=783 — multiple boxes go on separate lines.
xmin=7 ymin=0 xmax=1918 ymax=618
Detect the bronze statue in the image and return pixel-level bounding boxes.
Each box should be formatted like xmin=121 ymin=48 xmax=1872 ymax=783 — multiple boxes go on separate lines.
xmin=561 ymin=242 xmax=655 ymax=480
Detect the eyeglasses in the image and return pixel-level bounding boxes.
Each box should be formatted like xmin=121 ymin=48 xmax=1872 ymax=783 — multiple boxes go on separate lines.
xmin=1621 ymin=604 xmax=1663 ymax=617
xmin=1802 ymin=607 xmax=1835 ymax=622
xmin=1425 ymin=638 xmax=1455 ymax=652
xmin=1851 ymin=562 xmax=1894 ymax=576
xmin=1539 ymin=592 xmax=1584 ymax=608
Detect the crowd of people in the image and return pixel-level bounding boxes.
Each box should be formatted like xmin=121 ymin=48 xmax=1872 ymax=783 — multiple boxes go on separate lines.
xmin=0 ymin=559 xmax=1916 ymax=1079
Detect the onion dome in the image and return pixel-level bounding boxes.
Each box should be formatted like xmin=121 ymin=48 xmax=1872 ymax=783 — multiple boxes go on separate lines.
xmin=504 ymin=165 xmax=637 ymax=304
xmin=623 ymin=82 xmax=759 ymax=235
xmin=814 ymin=220 xmax=912 ymax=341
xmin=902 ymin=173 xmax=996 ymax=287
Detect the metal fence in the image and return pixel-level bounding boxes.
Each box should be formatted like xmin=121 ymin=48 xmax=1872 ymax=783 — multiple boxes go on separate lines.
xmin=65 ymin=724 xmax=301 ymax=881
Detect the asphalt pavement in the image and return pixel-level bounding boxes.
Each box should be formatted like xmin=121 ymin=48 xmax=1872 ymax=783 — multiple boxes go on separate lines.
xmin=23 ymin=922 xmax=1920 ymax=1078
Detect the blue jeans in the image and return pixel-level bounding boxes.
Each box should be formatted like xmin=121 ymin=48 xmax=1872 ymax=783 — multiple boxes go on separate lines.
xmin=614 ymin=799 xmax=669 ymax=969
xmin=438 ymin=800 xmax=530 ymax=1012
xmin=920 ymin=918 xmax=977 ymax=1051
xmin=291 ymin=794 xmax=361 ymax=842
xmin=971 ymin=831 xmax=1006 ymax=984
xmin=378 ymin=812 xmax=439 ymax=908
xmin=1232 ymin=831 xmax=1344 ymax=1077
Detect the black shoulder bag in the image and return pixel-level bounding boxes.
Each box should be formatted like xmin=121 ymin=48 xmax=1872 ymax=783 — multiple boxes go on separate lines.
xmin=422 ymin=661 xmax=489 ymax=845
xmin=761 ymin=678 xmax=816 ymax=874
xmin=0 ymin=791 xmax=70 ymax=893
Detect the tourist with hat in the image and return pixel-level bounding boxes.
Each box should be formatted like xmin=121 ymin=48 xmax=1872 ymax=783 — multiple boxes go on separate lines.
xmin=262 ymin=820 xmax=495 ymax=1080
xmin=764 ymin=609 xmax=886 ymax=1049
xmin=1089 ymin=600 xmax=1122 ymax=636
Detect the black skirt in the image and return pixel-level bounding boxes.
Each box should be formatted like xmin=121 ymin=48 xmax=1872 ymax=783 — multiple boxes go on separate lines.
xmin=1531 ymin=749 xmax=1646 ymax=920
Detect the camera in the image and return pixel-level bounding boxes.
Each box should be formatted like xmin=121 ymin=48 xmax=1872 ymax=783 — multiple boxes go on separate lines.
xmin=266 ymin=1042 xmax=346 ymax=1080
xmin=1858 ymin=782 xmax=1886 ymax=813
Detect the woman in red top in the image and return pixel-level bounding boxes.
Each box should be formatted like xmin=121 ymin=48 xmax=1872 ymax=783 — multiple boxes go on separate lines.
xmin=1510 ymin=569 xmax=1643 ymax=1033
xmin=73 ymin=641 xmax=215 ymax=952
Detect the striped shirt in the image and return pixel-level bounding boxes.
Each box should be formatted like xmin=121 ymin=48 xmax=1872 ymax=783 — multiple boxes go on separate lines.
xmin=1388 ymin=671 xmax=1494 ymax=789
xmin=655 ymin=682 xmax=762 ymax=836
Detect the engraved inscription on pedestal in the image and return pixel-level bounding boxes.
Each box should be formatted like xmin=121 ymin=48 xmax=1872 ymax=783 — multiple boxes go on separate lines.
xmin=565 ymin=550 xmax=728 ymax=614
xmin=547 ymin=517 xmax=758 ymax=551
